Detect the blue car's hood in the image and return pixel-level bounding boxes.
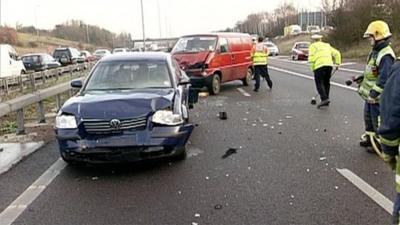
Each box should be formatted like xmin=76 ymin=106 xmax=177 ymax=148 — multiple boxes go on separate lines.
xmin=61 ymin=89 xmax=175 ymax=119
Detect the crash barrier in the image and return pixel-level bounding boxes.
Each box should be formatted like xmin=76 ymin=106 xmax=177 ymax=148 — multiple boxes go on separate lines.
xmin=0 ymin=64 xmax=94 ymax=134
xmin=0 ymin=62 xmax=95 ymax=97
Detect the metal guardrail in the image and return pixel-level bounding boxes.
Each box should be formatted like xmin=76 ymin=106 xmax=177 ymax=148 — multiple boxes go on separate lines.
xmin=0 ymin=62 xmax=95 ymax=96
xmin=0 ymin=62 xmax=96 ymax=135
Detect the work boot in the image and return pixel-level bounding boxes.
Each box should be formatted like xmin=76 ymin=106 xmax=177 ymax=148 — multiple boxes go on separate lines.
xmin=253 ymin=88 xmax=259 ymax=92
xmin=317 ymin=99 xmax=330 ymax=109
xmin=365 ymin=146 xmax=376 ymax=154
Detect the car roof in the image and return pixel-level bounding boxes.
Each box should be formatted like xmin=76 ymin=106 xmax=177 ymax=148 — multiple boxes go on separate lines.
xmin=21 ymin=53 xmax=48 ymax=57
xmin=100 ymin=52 xmax=170 ymax=62
xmin=181 ymin=32 xmax=251 ymax=38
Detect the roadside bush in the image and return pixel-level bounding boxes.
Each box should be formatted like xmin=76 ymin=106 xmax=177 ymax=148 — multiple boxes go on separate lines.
xmin=28 ymin=41 xmax=39 ymax=48
xmin=0 ymin=27 xmax=17 ymax=45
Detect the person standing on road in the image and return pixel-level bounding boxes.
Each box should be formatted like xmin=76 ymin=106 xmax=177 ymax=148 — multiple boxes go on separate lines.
xmin=251 ymin=37 xmax=273 ymax=92
xmin=377 ymin=59 xmax=400 ymax=224
xmin=358 ymin=20 xmax=395 ymax=152
xmin=308 ymin=34 xmax=342 ymax=108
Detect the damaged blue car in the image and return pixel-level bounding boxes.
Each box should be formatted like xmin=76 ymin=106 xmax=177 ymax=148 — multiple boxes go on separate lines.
xmin=55 ymin=52 xmax=198 ymax=163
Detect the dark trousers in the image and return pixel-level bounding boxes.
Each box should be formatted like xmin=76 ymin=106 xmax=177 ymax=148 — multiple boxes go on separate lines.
xmin=364 ymin=102 xmax=380 ymax=134
xmin=314 ymin=66 xmax=333 ymax=101
xmin=254 ymin=65 xmax=273 ymax=90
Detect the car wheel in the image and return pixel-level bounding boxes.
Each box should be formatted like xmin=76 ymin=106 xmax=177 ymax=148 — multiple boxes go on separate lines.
xmin=208 ymin=74 xmax=221 ymax=95
xmin=291 ymin=55 xmax=295 ymax=60
xmin=242 ymin=68 xmax=252 ymax=86
xmin=171 ymin=147 xmax=187 ymax=161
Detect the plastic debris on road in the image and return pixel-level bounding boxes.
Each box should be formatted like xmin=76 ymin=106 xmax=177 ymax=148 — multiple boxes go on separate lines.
xmin=319 ymin=157 xmax=327 ymax=161
xmin=195 ymin=213 xmax=200 ymax=218
xmin=214 ymin=204 xmax=223 ymax=210
xmin=219 ymin=112 xmax=228 ymax=120
xmin=222 ymin=148 xmax=237 ymax=159
xmin=92 ymin=177 xmax=99 ymax=181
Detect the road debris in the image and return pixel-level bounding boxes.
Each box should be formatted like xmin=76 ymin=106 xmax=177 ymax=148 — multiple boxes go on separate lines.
xmin=92 ymin=177 xmax=99 ymax=181
xmin=222 ymin=148 xmax=237 ymax=159
xmin=205 ymin=176 xmax=210 ymax=180
xmin=285 ymin=116 xmax=293 ymax=119
xmin=195 ymin=213 xmax=201 ymax=218
xmin=214 ymin=204 xmax=223 ymax=210
xmin=219 ymin=112 xmax=228 ymax=120
xmin=319 ymin=157 xmax=327 ymax=161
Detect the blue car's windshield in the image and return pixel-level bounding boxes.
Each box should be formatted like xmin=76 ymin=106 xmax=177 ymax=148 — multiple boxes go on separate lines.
xmin=85 ymin=61 xmax=172 ymax=91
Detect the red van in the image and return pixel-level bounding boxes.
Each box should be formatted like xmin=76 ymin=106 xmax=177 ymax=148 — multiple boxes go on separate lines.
xmin=171 ymin=33 xmax=253 ymax=95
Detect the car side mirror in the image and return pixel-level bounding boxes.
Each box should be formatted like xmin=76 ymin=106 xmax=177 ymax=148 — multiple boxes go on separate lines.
xmin=179 ymin=77 xmax=190 ymax=86
xmin=71 ymin=80 xmax=83 ymax=89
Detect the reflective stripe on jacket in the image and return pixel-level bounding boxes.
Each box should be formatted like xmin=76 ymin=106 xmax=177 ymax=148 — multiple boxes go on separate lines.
xmin=252 ymin=43 xmax=268 ymax=66
xmin=358 ymin=46 xmax=395 ymax=101
xmin=308 ymin=41 xmax=341 ymax=71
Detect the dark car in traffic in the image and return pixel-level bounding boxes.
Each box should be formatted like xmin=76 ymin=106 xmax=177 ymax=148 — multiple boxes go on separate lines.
xmin=55 ymin=52 xmax=197 ymax=164
xmin=291 ymin=42 xmax=310 ymax=60
xmin=21 ymin=53 xmax=61 ymax=72
xmin=53 ymin=47 xmax=85 ymax=66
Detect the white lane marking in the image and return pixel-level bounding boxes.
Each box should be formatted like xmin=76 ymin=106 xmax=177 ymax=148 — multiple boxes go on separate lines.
xmin=0 ymin=158 xmax=66 ymax=225
xmin=270 ymin=58 xmax=364 ymax=74
xmin=237 ymin=88 xmax=251 ymax=97
xmin=269 ymin=66 xmax=358 ymax=92
xmin=339 ymin=67 xmax=364 ymax=74
xmin=337 ymin=168 xmax=393 ymax=215
xmin=340 ymin=62 xmax=356 ymax=66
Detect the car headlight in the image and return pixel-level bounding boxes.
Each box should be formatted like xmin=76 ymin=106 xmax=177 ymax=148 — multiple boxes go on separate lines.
xmin=56 ymin=114 xmax=77 ymax=129
xmin=152 ymin=110 xmax=183 ymax=126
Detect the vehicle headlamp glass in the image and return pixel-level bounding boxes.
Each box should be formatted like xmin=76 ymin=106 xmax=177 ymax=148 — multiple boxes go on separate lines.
xmin=56 ymin=114 xmax=77 ymax=129
xmin=152 ymin=110 xmax=183 ymax=126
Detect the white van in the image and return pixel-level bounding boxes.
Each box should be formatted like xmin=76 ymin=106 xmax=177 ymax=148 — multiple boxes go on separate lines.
xmin=0 ymin=44 xmax=26 ymax=77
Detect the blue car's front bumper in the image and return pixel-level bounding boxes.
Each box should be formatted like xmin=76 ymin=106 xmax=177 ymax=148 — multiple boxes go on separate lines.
xmin=56 ymin=124 xmax=194 ymax=163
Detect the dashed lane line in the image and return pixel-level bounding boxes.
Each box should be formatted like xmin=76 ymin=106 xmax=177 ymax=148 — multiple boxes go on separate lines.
xmin=0 ymin=158 xmax=67 ymax=225
xmin=337 ymin=168 xmax=393 ymax=215
xmin=237 ymin=88 xmax=251 ymax=97
xmin=269 ymin=66 xmax=358 ymax=92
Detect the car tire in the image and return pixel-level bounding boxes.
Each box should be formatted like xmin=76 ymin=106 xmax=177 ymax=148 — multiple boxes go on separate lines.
xmin=207 ymin=74 xmax=221 ymax=95
xmin=171 ymin=147 xmax=187 ymax=161
xmin=291 ymin=55 xmax=295 ymax=60
xmin=242 ymin=68 xmax=252 ymax=86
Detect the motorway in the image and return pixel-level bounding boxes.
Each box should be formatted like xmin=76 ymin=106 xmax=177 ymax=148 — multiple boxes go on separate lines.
xmin=0 ymin=56 xmax=396 ymax=225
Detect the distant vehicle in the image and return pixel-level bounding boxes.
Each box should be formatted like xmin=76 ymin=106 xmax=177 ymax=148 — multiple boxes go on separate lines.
xmin=112 ymin=48 xmax=129 ymax=54
xmin=131 ymin=48 xmax=142 ymax=52
xmin=172 ymin=33 xmax=254 ymax=95
xmin=55 ymin=52 xmax=198 ymax=164
xmin=263 ymin=42 xmax=279 ymax=56
xmin=93 ymin=49 xmax=111 ymax=59
xmin=80 ymin=51 xmax=97 ymax=62
xmin=21 ymin=53 xmax=61 ymax=72
xmin=307 ymin=25 xmax=321 ymax=34
xmin=53 ymin=47 xmax=85 ymax=66
xmin=251 ymin=34 xmax=258 ymax=44
xmin=0 ymin=44 xmax=26 ymax=77
xmin=284 ymin=25 xmax=301 ymax=36
xmin=291 ymin=42 xmax=310 ymax=60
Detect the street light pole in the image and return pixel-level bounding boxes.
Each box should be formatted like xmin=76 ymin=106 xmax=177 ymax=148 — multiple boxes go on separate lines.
xmin=140 ymin=0 xmax=146 ymax=51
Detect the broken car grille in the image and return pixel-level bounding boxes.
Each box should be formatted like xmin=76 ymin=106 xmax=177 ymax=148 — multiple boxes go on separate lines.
xmin=82 ymin=116 xmax=147 ymax=133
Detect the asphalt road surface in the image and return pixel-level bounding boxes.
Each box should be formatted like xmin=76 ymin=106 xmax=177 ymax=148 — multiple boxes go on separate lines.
xmin=0 ymin=56 xmax=395 ymax=225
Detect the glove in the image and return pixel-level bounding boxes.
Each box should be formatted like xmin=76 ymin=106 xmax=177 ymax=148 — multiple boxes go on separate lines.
xmin=367 ymin=96 xmax=377 ymax=104
xmin=393 ymin=193 xmax=400 ymax=224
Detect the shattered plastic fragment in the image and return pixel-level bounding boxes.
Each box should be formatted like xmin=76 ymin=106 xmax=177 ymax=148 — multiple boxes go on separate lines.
xmin=92 ymin=177 xmax=99 ymax=181
xmin=319 ymin=157 xmax=327 ymax=161
xmin=226 ymin=174 xmax=229 ymax=177
xmin=290 ymin=195 xmax=295 ymax=199
xmin=278 ymin=122 xmax=283 ymax=126
xmin=192 ymin=223 xmax=198 ymax=225
xmin=206 ymin=176 xmax=210 ymax=180
xmin=315 ymin=129 xmax=319 ymax=132
xmin=334 ymin=186 xmax=339 ymax=190
xmin=306 ymin=168 xmax=310 ymax=172
xmin=222 ymin=148 xmax=237 ymax=159
xmin=374 ymin=171 xmax=378 ymax=175
xmin=214 ymin=204 xmax=223 ymax=210
xmin=285 ymin=116 xmax=293 ymax=119
xmin=195 ymin=213 xmax=200 ymax=218
xmin=271 ymin=126 xmax=275 ymax=129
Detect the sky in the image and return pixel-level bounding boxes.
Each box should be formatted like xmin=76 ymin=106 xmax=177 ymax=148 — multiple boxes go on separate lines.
xmin=0 ymin=0 xmax=322 ymax=39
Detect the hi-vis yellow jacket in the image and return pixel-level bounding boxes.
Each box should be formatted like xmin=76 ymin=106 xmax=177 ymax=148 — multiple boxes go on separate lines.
xmin=308 ymin=41 xmax=341 ymax=71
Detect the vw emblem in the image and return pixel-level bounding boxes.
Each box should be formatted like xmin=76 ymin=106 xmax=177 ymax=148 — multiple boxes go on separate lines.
xmin=110 ymin=119 xmax=121 ymax=130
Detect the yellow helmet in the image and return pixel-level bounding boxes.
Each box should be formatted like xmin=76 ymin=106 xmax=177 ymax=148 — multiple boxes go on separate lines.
xmin=363 ymin=20 xmax=392 ymax=41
